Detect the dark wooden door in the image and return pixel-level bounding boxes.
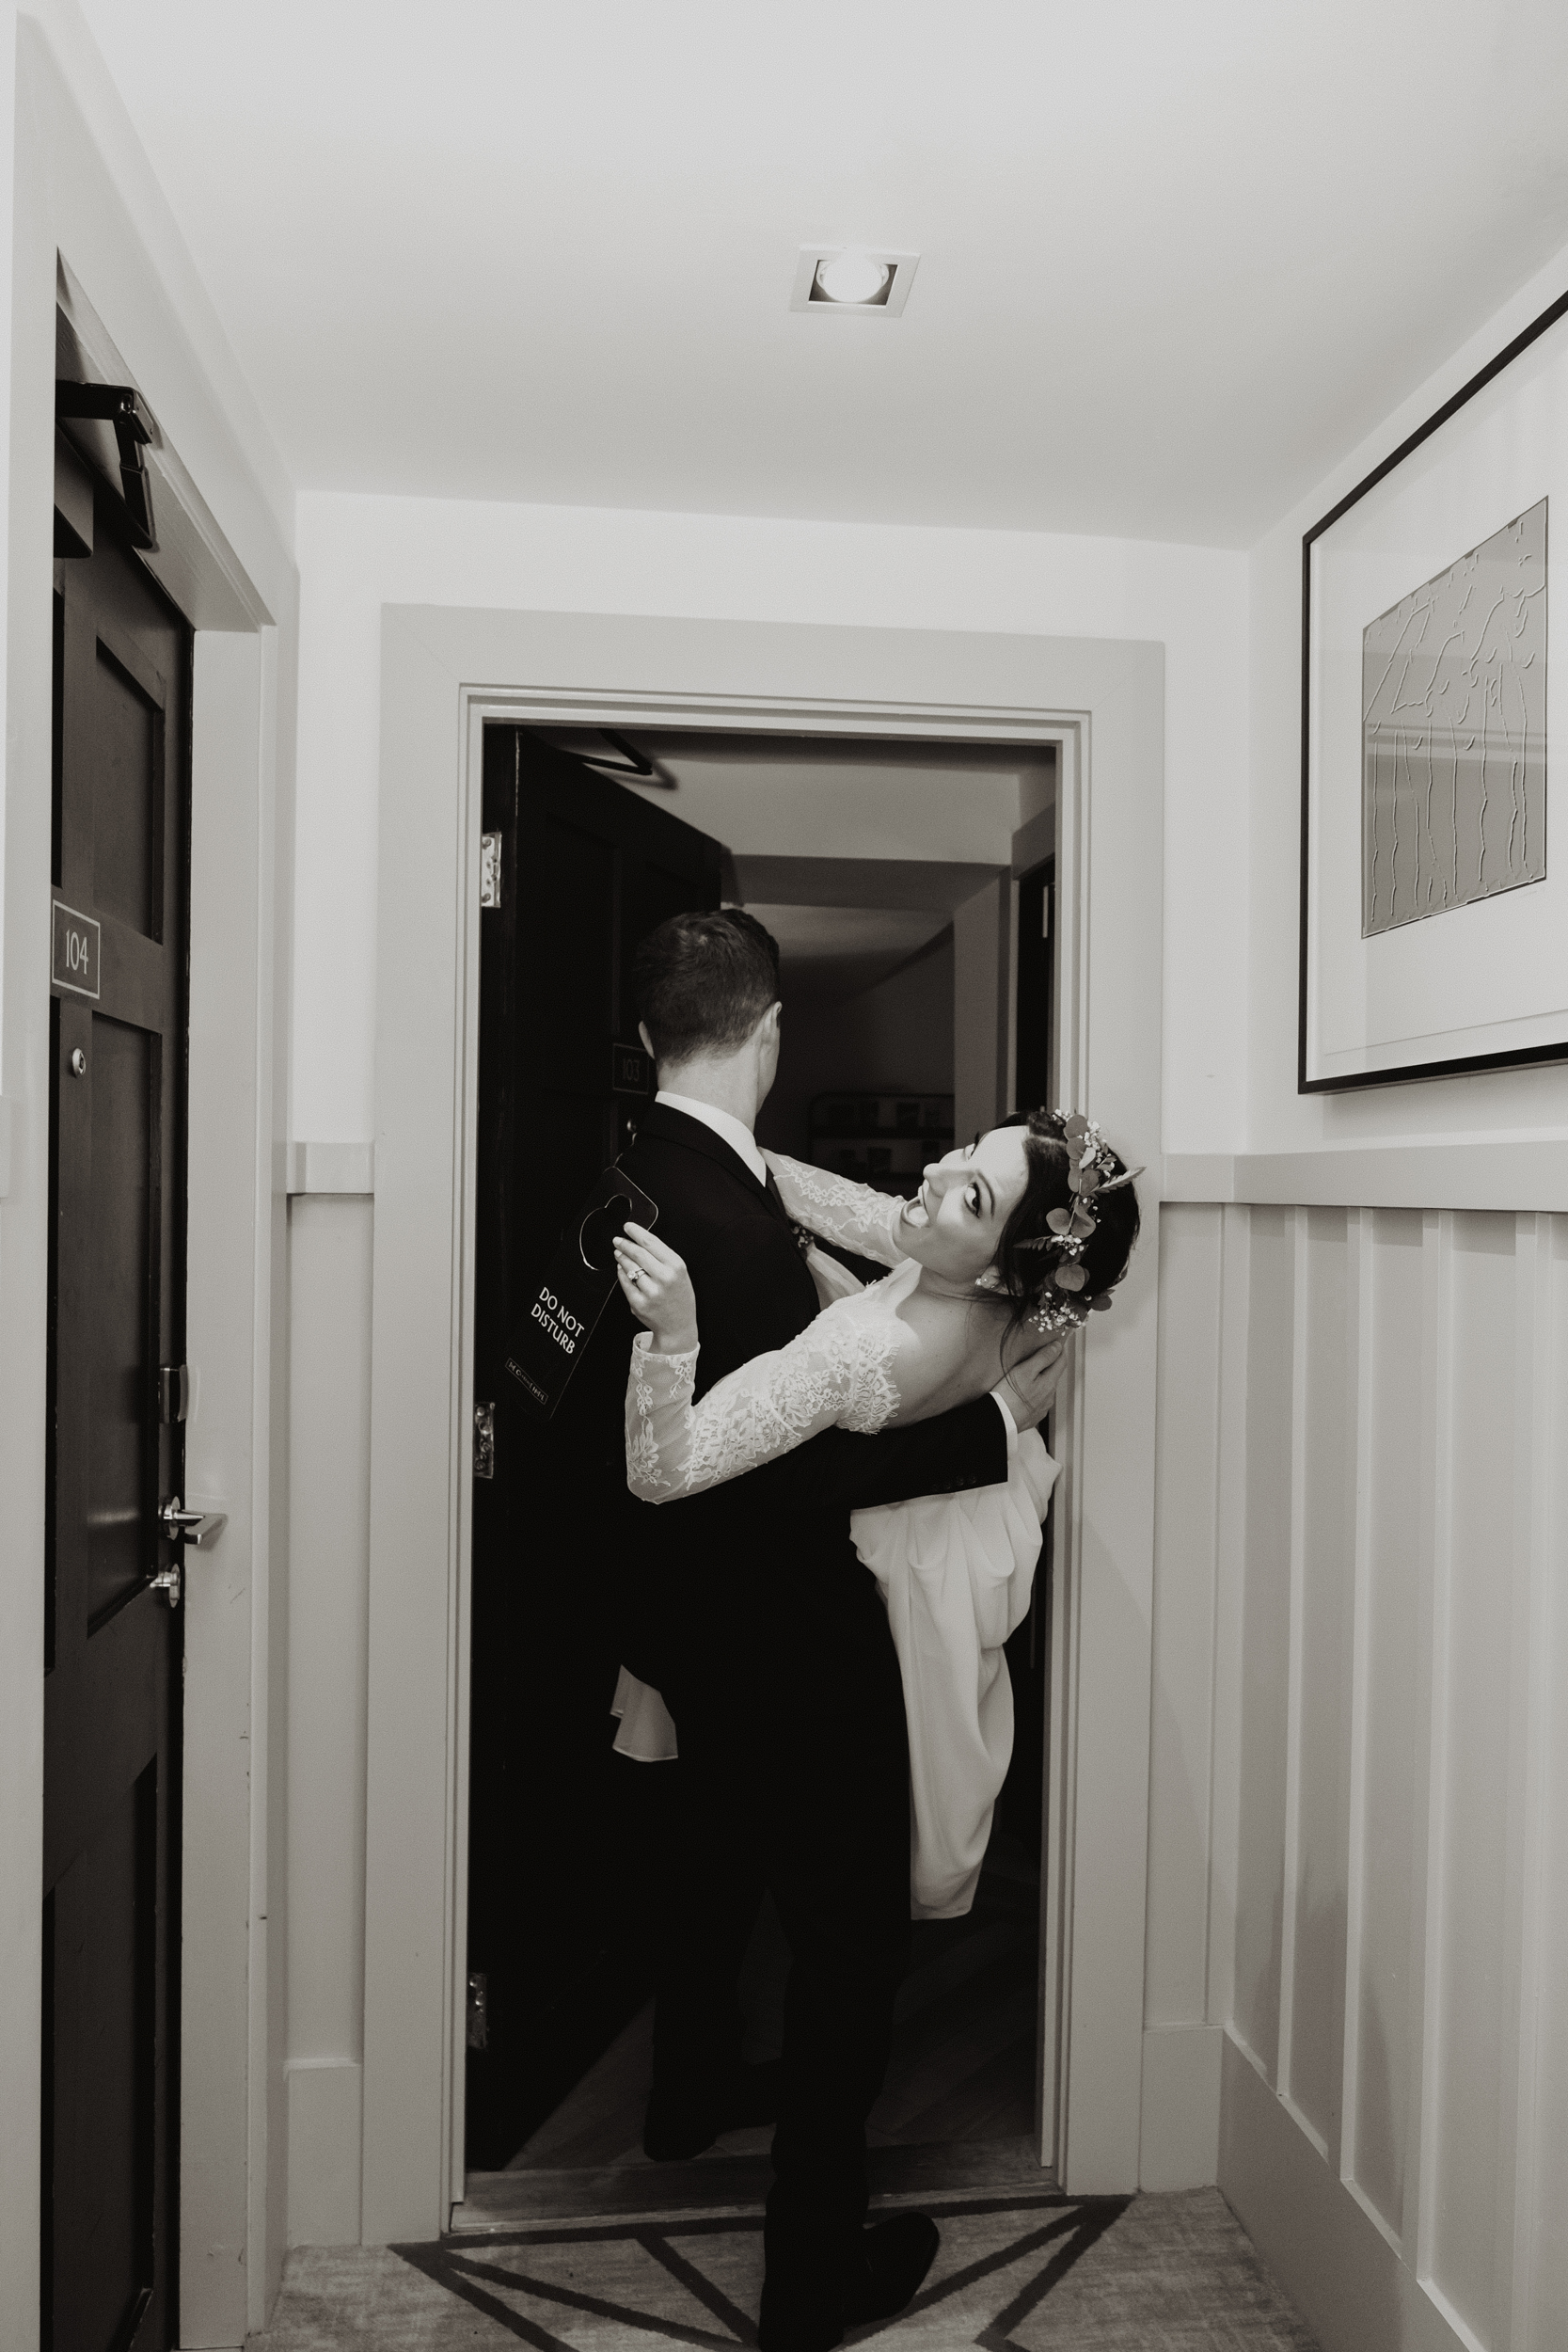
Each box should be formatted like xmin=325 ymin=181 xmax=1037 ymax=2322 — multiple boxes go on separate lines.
xmin=44 ymin=486 xmax=190 ymax=2350
xmin=466 ymin=727 xmax=721 ymax=2168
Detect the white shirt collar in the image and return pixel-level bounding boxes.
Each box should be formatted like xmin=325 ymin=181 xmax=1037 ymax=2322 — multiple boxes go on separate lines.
xmin=656 ymin=1090 xmax=768 ymax=1187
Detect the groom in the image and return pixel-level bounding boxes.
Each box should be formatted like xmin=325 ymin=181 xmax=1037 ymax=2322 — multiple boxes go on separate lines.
xmin=611 ymin=909 xmax=1063 ymax=2352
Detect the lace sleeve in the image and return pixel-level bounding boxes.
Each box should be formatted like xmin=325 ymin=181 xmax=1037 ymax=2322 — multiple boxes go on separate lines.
xmin=625 ymin=1297 xmax=911 ymax=1502
xmin=762 ymin=1151 xmax=911 ymax=1268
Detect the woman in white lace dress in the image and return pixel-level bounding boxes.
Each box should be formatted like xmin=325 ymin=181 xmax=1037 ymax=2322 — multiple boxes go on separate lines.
xmin=612 ymin=1108 xmax=1141 ymax=1918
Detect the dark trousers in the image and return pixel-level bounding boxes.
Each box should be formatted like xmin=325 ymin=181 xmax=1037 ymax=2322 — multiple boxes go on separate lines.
xmin=654 ymin=1645 xmax=911 ymax=2314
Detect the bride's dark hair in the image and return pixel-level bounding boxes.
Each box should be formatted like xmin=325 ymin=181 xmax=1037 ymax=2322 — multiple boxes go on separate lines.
xmin=989 ymin=1109 xmax=1140 ymax=1333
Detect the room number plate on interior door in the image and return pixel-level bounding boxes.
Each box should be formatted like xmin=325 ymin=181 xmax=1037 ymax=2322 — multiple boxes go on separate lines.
xmin=51 ymin=898 xmax=101 ymax=999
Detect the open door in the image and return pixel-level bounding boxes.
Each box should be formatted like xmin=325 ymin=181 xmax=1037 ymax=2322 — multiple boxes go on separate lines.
xmin=465 ymin=727 xmax=723 ymax=2168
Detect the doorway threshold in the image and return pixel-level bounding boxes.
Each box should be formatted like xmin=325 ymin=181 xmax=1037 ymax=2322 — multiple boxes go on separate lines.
xmin=453 ymin=2136 xmax=1053 ymax=2233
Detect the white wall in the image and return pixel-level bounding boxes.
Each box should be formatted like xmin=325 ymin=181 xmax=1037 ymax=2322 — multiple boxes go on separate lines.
xmin=755 ymin=932 xmax=955 ymax=1161
xmin=291 ymin=492 xmax=1247 ymax=1157
xmin=0 ymin=6 xmax=298 ymax=2335
xmin=1138 ymin=238 xmax=1568 ymax=2352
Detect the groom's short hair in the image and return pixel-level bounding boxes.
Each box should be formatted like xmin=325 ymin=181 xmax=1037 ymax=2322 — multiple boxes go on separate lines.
xmin=634 ymin=909 xmax=781 ymax=1064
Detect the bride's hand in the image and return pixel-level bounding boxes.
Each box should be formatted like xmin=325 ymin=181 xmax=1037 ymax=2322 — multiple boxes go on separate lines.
xmin=613 ymin=1224 xmax=700 ymax=1355
xmin=997 ymin=1335 xmax=1069 ymax=1432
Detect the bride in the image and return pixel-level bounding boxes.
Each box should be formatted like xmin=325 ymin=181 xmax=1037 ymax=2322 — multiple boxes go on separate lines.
xmin=612 ymin=1107 xmax=1140 ymax=1918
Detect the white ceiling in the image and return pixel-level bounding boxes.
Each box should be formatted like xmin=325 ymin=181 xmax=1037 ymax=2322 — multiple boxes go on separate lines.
xmin=80 ymin=1 xmax=1568 ymax=546
xmin=540 ymin=729 xmax=1052 ymax=863
xmin=747 ymin=902 xmax=952 ymax=1006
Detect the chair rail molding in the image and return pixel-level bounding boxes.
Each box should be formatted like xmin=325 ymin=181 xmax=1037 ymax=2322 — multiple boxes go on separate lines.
xmin=1163 ymin=1144 xmax=1568 ymax=1214
xmin=283 ymin=1140 xmax=376 ymax=1196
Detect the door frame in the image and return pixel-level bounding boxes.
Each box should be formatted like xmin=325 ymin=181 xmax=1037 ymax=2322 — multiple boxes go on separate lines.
xmin=2 ymin=44 xmax=294 ymax=2329
xmin=365 ymin=607 xmax=1164 ymax=2241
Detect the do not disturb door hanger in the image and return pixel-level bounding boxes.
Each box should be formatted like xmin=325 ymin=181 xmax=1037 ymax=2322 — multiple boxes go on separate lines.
xmin=503 ymin=1166 xmax=659 ymax=1420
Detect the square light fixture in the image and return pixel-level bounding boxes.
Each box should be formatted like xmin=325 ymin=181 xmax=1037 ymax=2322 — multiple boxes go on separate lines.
xmin=789 ymin=246 xmax=920 ymax=316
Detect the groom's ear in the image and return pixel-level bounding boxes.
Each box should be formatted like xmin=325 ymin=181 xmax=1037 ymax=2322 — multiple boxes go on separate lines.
xmin=752 ymin=1002 xmax=782 ymax=1059
xmin=638 ymin=1020 xmax=655 ymax=1059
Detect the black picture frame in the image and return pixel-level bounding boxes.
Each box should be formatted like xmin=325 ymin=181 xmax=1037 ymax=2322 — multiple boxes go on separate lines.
xmin=1299 ymin=285 xmax=1568 ymax=1094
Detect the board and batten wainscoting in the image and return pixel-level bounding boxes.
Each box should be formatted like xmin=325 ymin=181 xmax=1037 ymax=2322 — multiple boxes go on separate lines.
xmin=1153 ymin=1147 xmax=1568 ymax=2352
xmin=283 ymin=1145 xmax=376 ymax=2247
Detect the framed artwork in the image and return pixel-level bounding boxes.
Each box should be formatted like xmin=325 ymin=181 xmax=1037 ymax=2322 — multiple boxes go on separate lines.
xmin=1300 ymin=290 xmax=1568 ymax=1091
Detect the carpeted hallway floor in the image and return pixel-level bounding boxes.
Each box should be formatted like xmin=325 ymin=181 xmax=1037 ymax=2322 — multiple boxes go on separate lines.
xmin=248 ymin=2185 xmax=1319 ymax=2349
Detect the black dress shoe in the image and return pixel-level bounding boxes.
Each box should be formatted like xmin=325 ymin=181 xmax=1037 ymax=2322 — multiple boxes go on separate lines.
xmin=758 ymin=2213 xmax=940 ymax=2350
xmin=843 ymin=2214 xmax=940 ymax=2324
xmin=642 ymin=2058 xmax=784 ymax=2161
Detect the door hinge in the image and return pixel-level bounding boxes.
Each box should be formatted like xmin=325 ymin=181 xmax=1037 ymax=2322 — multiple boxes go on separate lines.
xmin=480 ymin=833 xmax=503 ymax=909
xmin=467 ymin=1972 xmax=489 ymax=2049
xmin=474 ymin=1400 xmax=496 ymax=1479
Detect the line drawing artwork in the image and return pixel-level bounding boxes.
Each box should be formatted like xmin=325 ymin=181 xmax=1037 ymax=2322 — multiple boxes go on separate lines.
xmin=1361 ymin=498 xmax=1547 ymax=936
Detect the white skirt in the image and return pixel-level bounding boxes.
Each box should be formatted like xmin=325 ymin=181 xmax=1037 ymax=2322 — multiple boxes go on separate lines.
xmin=850 ymin=1428 xmax=1057 ymax=1918
xmin=610 ymin=1428 xmax=1056 ymax=1920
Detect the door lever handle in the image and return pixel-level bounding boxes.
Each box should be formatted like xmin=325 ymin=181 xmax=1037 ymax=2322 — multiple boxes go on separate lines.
xmin=158 ymin=1495 xmax=229 ymax=1549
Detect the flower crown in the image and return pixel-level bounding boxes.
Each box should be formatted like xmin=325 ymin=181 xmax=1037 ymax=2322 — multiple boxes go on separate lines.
xmin=1012 ymin=1110 xmax=1143 ymax=1335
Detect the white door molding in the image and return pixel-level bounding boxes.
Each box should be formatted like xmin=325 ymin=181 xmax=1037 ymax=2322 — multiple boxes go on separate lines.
xmin=364 ymin=607 xmax=1164 ymax=2239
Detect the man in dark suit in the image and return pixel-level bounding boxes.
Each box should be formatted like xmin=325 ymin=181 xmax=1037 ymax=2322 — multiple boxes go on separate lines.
xmin=610 ymin=909 xmax=1062 ymax=2352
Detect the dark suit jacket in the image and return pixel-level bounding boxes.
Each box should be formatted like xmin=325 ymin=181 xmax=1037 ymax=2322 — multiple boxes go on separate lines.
xmin=595 ymin=1102 xmax=1009 ymax=1728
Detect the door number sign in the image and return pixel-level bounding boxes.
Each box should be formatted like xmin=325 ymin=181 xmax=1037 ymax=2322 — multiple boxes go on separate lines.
xmin=52 ymin=900 xmax=101 ymax=1000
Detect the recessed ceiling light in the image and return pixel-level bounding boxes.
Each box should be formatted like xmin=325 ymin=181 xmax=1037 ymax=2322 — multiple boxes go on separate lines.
xmin=814 ymin=248 xmax=890 ymax=305
xmin=790 ymin=246 xmax=919 ymax=317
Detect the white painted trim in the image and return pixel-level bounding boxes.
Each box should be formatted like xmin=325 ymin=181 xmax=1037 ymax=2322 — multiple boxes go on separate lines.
xmin=1275 ymin=1210 xmax=1310 ymax=2140
xmin=1338 ymin=1208 xmax=1377 ymax=2206
xmin=1139 ymin=2023 xmax=1222 ymax=2189
xmin=1220 ymin=2031 xmax=1469 ymax=2352
xmin=1205 ymin=1204 xmax=1252 ymax=2030
xmin=283 ymin=1140 xmax=375 ymax=1196
xmin=1513 ymin=1214 xmax=1567 ymax=2345
xmin=284 ymin=2059 xmax=364 ymax=2250
xmin=363 ymin=609 xmax=1164 ymax=2238
xmin=186 ymin=630 xmax=277 ymax=2352
xmin=1163 ymin=1147 xmax=1568 ymax=1213
xmin=1406 ymin=1210 xmax=1452 ymax=2273
xmin=1499 ymin=1214 xmax=1554 ymax=2350
xmin=0 ymin=1095 xmax=12 ymax=1196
